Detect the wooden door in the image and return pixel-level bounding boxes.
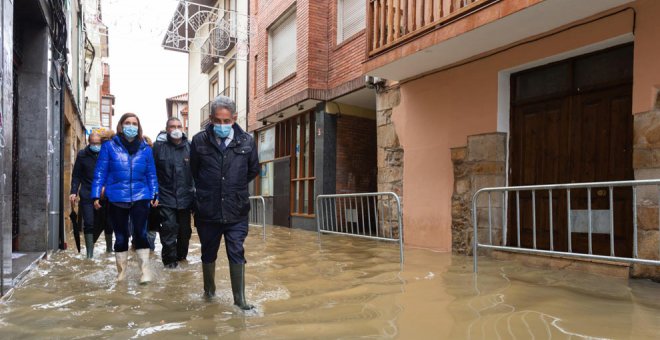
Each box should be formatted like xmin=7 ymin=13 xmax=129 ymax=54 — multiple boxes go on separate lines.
xmin=509 ymin=44 xmax=633 ymax=256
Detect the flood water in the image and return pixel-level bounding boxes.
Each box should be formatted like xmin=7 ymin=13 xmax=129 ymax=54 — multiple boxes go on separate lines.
xmin=1 ymin=226 xmax=659 ymax=339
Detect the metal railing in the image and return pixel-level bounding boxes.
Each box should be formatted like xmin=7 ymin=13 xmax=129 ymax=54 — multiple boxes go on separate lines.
xmin=316 ymin=192 xmax=404 ymax=265
xmin=472 ymin=179 xmax=660 ymax=272
xmin=200 ymin=101 xmax=211 ymax=128
xmin=249 ymin=196 xmax=266 ymax=241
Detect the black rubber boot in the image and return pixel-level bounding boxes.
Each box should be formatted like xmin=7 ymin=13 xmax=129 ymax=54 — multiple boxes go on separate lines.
xmin=105 ymin=232 xmax=113 ymax=253
xmin=229 ymin=263 xmax=254 ymax=310
xmin=202 ymin=262 xmax=216 ymax=298
xmin=84 ymin=234 xmax=94 ymax=259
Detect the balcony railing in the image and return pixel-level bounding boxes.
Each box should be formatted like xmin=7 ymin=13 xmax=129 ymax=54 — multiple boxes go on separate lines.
xmin=200 ymin=101 xmax=211 ymax=128
xmin=220 ymin=86 xmax=236 ymax=101
xmin=368 ymin=0 xmax=496 ymax=55
xmin=200 ymin=87 xmax=237 ymax=129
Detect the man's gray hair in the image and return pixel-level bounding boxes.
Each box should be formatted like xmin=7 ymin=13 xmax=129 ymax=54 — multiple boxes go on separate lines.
xmin=210 ymin=95 xmax=237 ymax=116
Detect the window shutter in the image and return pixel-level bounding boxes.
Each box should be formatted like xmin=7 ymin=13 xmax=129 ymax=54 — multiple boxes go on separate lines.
xmin=270 ymin=11 xmax=297 ymax=85
xmin=339 ymin=0 xmax=365 ymax=42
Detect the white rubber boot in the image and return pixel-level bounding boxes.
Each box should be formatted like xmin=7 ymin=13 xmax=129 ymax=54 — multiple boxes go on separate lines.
xmin=136 ymin=248 xmax=152 ymax=284
xmin=115 ymin=251 xmax=128 ymax=281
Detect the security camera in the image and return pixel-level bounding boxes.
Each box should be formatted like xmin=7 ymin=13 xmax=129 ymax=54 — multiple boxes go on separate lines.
xmin=365 ymin=76 xmax=385 ymax=91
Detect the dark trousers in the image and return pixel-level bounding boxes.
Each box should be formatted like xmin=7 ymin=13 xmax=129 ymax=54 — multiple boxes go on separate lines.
xmin=196 ymin=219 xmax=248 ymax=264
xmin=159 ymin=207 xmax=192 ymax=264
xmin=79 ymin=200 xmax=113 ymax=236
xmin=79 ymin=201 xmax=95 ymax=234
xmin=109 ymin=200 xmax=151 ymax=252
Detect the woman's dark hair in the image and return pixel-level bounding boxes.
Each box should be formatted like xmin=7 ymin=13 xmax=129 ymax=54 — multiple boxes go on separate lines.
xmin=116 ymin=113 xmax=143 ymax=140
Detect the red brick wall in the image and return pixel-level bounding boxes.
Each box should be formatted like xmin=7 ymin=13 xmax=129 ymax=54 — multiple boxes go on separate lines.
xmin=336 ymin=115 xmax=377 ymax=194
xmin=249 ymin=0 xmax=310 ymax=130
xmin=327 ymin=0 xmax=367 ymax=90
xmin=248 ymin=0 xmax=368 ymax=131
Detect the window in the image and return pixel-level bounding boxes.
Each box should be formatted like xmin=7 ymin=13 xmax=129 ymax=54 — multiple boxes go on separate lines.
xmin=253 ymin=55 xmax=258 ymax=98
xmin=224 ymin=0 xmax=238 ymax=37
xmin=337 ymin=0 xmax=365 ymax=43
xmin=291 ymin=113 xmax=315 ymax=215
xmin=101 ymin=98 xmax=112 ymax=128
xmin=210 ymin=74 xmax=219 ymax=101
xmin=225 ymin=61 xmax=237 ymax=101
xmin=257 ymin=127 xmax=275 ymax=196
xmin=101 ymin=113 xmax=110 ymax=128
xmin=268 ymin=8 xmax=296 ymax=86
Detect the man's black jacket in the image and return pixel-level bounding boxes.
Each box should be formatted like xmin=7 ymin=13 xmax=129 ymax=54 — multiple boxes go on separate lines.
xmin=190 ymin=123 xmax=259 ymax=224
xmin=153 ymin=134 xmax=194 ymax=209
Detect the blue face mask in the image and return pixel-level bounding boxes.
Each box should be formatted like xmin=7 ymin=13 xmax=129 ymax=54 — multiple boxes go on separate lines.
xmin=89 ymin=145 xmax=101 ymax=153
xmin=213 ymin=124 xmax=232 ymax=138
xmin=123 ymin=125 xmax=138 ymax=139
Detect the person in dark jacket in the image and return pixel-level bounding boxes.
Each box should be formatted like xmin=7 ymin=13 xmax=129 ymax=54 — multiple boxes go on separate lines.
xmin=153 ymin=117 xmax=194 ymax=268
xmin=91 ymin=113 xmax=159 ymax=284
xmin=70 ymin=132 xmax=107 ymax=258
xmin=190 ymin=95 xmax=259 ymax=309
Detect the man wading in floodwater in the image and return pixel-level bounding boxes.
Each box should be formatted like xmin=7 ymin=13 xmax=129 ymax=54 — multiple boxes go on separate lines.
xmin=190 ymin=95 xmax=259 ymax=310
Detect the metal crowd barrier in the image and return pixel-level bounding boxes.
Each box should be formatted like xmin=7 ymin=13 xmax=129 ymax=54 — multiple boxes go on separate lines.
xmin=248 ymin=196 xmax=266 ymax=241
xmin=472 ymin=179 xmax=660 ymax=272
xmin=316 ymin=192 xmax=404 ymax=265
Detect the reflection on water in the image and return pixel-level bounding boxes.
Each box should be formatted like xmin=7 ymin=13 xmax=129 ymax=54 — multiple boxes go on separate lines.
xmin=1 ymin=226 xmax=659 ymax=339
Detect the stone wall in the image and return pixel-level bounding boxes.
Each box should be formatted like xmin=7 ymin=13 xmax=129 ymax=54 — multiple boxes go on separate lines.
xmin=376 ymin=87 xmax=403 ymax=197
xmin=632 ymin=94 xmax=660 ymax=280
xmin=376 ymin=86 xmax=403 ymax=238
xmin=451 ymin=133 xmax=507 ymax=255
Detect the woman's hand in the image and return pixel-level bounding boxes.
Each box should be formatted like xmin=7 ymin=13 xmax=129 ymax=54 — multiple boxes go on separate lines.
xmin=94 ymin=199 xmax=102 ymax=210
xmin=151 ymin=199 xmax=159 ymax=208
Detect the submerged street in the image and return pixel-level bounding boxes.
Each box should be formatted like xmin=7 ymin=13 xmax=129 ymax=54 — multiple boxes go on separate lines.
xmin=1 ymin=226 xmax=659 ymax=339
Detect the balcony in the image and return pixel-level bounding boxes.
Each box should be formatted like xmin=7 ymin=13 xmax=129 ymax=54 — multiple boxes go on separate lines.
xmin=365 ymin=0 xmax=633 ymax=81
xmin=200 ymin=13 xmax=238 ymax=74
xmin=368 ymin=0 xmax=495 ymax=56
xmin=199 ymin=87 xmax=237 ymax=129
xmin=200 ymin=101 xmax=211 ymax=128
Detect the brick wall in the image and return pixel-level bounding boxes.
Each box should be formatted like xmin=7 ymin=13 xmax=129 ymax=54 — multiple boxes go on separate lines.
xmin=327 ymin=0 xmax=367 ymax=90
xmin=248 ymin=0 xmax=368 ymax=131
xmin=336 ymin=115 xmax=377 ymax=194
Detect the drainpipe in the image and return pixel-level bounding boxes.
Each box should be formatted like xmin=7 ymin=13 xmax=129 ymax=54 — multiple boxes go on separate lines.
xmin=57 ymin=69 xmax=65 ymax=250
xmin=245 ymin=0 xmax=250 ymax=125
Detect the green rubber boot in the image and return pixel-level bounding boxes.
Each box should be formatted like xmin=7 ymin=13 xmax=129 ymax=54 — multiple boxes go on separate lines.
xmin=229 ymin=263 xmax=254 ymax=310
xmin=202 ymin=262 xmax=216 ymax=298
xmin=84 ymin=233 xmax=94 ymax=259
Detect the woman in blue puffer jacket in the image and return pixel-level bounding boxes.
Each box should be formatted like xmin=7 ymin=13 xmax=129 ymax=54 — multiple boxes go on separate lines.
xmin=91 ymin=113 xmax=159 ymax=284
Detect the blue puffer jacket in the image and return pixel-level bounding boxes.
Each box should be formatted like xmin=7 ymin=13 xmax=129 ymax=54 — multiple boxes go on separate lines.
xmin=91 ymin=135 xmax=159 ymax=203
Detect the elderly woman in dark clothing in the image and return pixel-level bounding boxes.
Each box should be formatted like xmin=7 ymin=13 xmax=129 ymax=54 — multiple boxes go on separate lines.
xmin=70 ymin=132 xmax=105 ymax=258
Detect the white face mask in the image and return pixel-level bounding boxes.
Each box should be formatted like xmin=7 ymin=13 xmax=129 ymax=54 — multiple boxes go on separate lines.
xmin=169 ymin=129 xmax=183 ymax=139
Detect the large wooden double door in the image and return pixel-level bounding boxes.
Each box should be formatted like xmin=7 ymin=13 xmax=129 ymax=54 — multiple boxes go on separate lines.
xmin=508 ymin=44 xmax=634 ymax=256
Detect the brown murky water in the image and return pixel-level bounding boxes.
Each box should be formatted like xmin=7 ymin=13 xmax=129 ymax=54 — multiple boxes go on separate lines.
xmin=1 ymin=226 xmax=659 ymax=339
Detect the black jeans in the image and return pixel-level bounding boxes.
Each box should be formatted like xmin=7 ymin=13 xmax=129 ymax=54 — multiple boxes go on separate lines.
xmin=109 ymin=200 xmax=151 ymax=252
xmin=158 ymin=207 xmax=192 ymax=265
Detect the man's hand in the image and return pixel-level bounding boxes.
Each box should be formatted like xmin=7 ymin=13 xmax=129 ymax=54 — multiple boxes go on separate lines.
xmin=69 ymin=194 xmax=77 ymax=206
xmin=151 ymin=199 xmax=159 ymax=208
xmin=94 ymin=200 xmax=102 ymax=210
